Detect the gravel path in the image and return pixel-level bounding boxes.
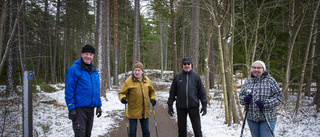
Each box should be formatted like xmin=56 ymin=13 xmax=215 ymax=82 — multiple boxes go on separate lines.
xmin=105 ymin=91 xmax=193 ymax=137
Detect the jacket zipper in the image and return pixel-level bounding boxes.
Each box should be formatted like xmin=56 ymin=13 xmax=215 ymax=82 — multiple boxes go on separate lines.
xmin=90 ymin=68 xmax=94 ymax=107
xmin=186 ymin=73 xmax=189 ymax=109
xmin=140 ymin=81 xmax=145 ymax=118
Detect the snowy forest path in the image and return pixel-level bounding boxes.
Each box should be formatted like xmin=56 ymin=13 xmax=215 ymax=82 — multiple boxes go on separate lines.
xmin=104 ymin=91 xmax=193 ymax=137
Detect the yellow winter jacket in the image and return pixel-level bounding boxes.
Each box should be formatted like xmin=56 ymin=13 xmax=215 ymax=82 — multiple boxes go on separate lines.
xmin=119 ymin=74 xmax=156 ymax=119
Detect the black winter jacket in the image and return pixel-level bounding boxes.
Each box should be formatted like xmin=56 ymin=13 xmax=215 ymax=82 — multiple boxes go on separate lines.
xmin=167 ymin=70 xmax=207 ymax=109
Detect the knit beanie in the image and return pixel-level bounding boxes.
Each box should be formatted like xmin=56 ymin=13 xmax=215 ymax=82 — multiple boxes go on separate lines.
xmin=82 ymin=44 xmax=95 ymax=54
xmin=252 ymin=60 xmax=266 ymax=71
xmin=133 ymin=61 xmax=144 ymax=71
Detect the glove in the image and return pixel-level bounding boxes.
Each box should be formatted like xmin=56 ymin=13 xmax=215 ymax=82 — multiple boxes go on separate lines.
xmin=68 ymin=109 xmax=77 ymax=121
xmin=150 ymin=99 xmax=156 ymax=106
xmin=256 ymin=101 xmax=264 ymax=110
xmin=244 ymin=95 xmax=252 ymax=104
xmin=96 ymin=106 xmax=102 ymax=118
xmin=121 ymin=97 xmax=128 ymax=104
xmin=168 ymin=105 xmax=174 ymax=116
xmin=200 ymin=106 xmax=207 ymax=116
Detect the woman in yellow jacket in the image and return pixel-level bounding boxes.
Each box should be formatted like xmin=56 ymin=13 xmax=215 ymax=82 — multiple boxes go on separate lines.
xmin=119 ymin=61 xmax=156 ymax=137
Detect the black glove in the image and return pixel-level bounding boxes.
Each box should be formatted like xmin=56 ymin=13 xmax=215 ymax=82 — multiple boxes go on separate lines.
xmin=244 ymin=95 xmax=252 ymax=104
xmin=200 ymin=106 xmax=207 ymax=116
xmin=256 ymin=101 xmax=264 ymax=110
xmin=150 ymin=99 xmax=156 ymax=106
xmin=121 ymin=97 xmax=128 ymax=104
xmin=96 ymin=106 xmax=102 ymax=118
xmin=68 ymin=109 xmax=77 ymax=121
xmin=168 ymin=105 xmax=174 ymax=116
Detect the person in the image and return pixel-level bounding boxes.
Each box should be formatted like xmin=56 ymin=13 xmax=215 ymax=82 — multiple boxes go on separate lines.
xmin=167 ymin=57 xmax=207 ymax=137
xmin=118 ymin=61 xmax=156 ymax=137
xmin=239 ymin=60 xmax=283 ymax=137
xmin=65 ymin=44 xmax=102 ymax=137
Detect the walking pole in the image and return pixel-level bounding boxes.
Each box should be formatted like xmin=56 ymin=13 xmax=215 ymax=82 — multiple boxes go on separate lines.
xmin=124 ymin=95 xmax=129 ymax=137
xmin=240 ymin=103 xmax=249 ymax=137
xmin=151 ymin=97 xmax=159 ymax=137
xmin=261 ymin=109 xmax=275 ymax=137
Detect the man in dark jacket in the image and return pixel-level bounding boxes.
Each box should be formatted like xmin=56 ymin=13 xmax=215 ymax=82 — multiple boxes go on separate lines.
xmin=65 ymin=44 xmax=102 ymax=137
xmin=167 ymin=57 xmax=207 ymax=137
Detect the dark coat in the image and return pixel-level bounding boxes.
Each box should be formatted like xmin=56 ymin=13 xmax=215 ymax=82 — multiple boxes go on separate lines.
xmin=167 ymin=70 xmax=207 ymax=109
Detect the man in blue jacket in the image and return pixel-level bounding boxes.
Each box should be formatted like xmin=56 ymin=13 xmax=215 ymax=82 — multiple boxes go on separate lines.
xmin=65 ymin=44 xmax=102 ymax=137
xmin=167 ymin=57 xmax=207 ymax=137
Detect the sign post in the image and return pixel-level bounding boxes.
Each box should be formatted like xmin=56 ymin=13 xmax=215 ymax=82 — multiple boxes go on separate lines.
xmin=23 ymin=71 xmax=33 ymax=137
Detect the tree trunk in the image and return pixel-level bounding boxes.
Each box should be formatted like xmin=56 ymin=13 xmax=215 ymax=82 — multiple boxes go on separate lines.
xmin=52 ymin=0 xmax=60 ymax=83
xmin=209 ymin=35 xmax=215 ymax=89
xmin=190 ymin=0 xmax=200 ymax=73
xmin=294 ymin=0 xmax=318 ymax=118
xmin=171 ymin=0 xmax=177 ymax=77
xmin=106 ymin=0 xmax=111 ymax=89
xmin=283 ymin=0 xmax=307 ymax=101
xmin=64 ymin=0 xmax=70 ymax=79
xmin=204 ymin=20 xmax=212 ymax=106
xmin=6 ymin=0 xmax=18 ymax=96
xmin=160 ymin=21 xmax=163 ymax=79
xmin=315 ymin=30 xmax=320 ymax=112
xmin=0 ymin=0 xmax=8 ymax=62
xmin=113 ymin=0 xmax=119 ymax=86
xmin=82 ymin=0 xmax=87 ymax=44
xmin=133 ymin=0 xmax=140 ymax=62
xmin=42 ymin=0 xmax=50 ymax=82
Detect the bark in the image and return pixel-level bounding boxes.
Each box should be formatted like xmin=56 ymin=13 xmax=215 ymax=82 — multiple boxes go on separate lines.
xmin=82 ymin=0 xmax=87 ymax=44
xmin=316 ymin=29 xmax=320 ymax=111
xmin=113 ymin=0 xmax=119 ymax=86
xmin=204 ymin=20 xmax=212 ymax=106
xmin=52 ymin=0 xmax=60 ymax=83
xmin=160 ymin=21 xmax=163 ymax=79
xmin=190 ymin=0 xmax=200 ymax=73
xmin=6 ymin=0 xmax=18 ymax=96
xmin=209 ymin=35 xmax=215 ymax=89
xmin=283 ymin=0 xmax=307 ymax=100
xmin=133 ymin=0 xmax=140 ymax=62
xmin=0 ymin=0 xmax=8 ymax=62
xmin=43 ymin=0 xmax=49 ymax=82
xmin=305 ymin=20 xmax=317 ymax=97
xmin=294 ymin=0 xmax=318 ymax=118
xmin=63 ymin=0 xmax=70 ymax=79
xmin=106 ymin=0 xmax=110 ymax=89
xmin=0 ymin=0 xmax=24 ymax=77
xmin=171 ymin=0 xmax=177 ymax=77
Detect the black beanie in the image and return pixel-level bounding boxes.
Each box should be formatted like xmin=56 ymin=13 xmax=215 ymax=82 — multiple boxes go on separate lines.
xmin=82 ymin=44 xmax=95 ymax=54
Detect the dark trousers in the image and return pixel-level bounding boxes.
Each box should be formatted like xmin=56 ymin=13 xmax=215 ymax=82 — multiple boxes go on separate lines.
xmin=129 ymin=118 xmax=150 ymax=137
xmin=177 ymin=108 xmax=202 ymax=137
xmin=72 ymin=107 xmax=95 ymax=137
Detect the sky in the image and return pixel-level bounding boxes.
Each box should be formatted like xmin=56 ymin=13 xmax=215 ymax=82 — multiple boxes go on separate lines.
xmin=26 ymin=69 xmax=320 ymax=137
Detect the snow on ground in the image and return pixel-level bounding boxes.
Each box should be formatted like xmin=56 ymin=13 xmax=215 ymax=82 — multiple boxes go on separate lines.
xmin=32 ymin=84 xmax=320 ymax=137
xmin=1 ymin=69 xmax=319 ymax=136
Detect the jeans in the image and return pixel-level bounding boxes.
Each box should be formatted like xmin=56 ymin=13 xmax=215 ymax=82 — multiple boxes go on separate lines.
xmin=177 ymin=108 xmax=202 ymax=137
xmin=129 ymin=118 xmax=150 ymax=137
xmin=247 ymin=119 xmax=276 ymax=137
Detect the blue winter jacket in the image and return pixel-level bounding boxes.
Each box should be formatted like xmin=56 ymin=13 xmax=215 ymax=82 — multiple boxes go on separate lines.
xmin=65 ymin=57 xmax=102 ymax=111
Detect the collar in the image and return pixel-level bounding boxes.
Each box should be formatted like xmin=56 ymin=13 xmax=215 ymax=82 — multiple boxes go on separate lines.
xmin=132 ymin=73 xmax=146 ymax=82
